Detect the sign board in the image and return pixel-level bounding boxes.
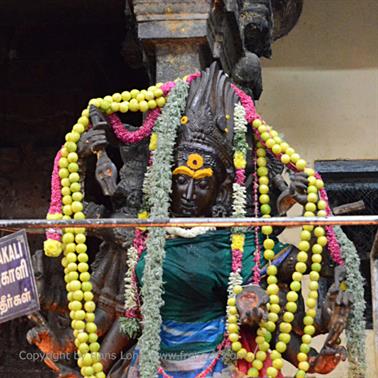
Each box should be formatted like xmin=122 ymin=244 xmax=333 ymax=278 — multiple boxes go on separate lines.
xmin=0 ymin=230 xmax=40 ymax=324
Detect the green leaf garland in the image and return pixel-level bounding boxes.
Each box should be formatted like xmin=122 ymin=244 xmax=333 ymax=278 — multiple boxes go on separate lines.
xmin=138 ymin=79 xmax=189 ymax=377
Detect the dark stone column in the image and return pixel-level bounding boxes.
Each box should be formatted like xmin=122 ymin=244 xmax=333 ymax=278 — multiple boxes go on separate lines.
xmin=132 ymin=0 xmax=211 ymax=82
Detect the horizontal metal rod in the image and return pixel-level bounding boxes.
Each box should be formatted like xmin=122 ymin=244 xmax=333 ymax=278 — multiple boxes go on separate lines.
xmin=0 ymin=215 xmax=377 ymax=230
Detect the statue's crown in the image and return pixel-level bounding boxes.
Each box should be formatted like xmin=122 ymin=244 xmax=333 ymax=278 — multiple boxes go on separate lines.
xmin=175 ymin=62 xmax=240 ymax=175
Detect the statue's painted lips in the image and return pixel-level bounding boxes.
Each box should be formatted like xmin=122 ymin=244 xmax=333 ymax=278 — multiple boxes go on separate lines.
xmin=180 ymin=201 xmax=197 ymax=214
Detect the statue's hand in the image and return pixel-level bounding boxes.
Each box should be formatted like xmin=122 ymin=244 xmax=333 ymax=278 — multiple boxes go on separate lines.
xmin=323 ymin=279 xmax=352 ymax=345
xmin=83 ymin=201 xmax=106 ymax=219
xmin=77 ymin=128 xmax=108 ymax=157
xmin=308 ymin=345 xmax=347 ymax=374
xmin=276 ymin=172 xmax=308 ymax=214
xmin=289 ymin=172 xmax=308 ymax=205
xmin=236 ymin=284 xmax=269 ymax=327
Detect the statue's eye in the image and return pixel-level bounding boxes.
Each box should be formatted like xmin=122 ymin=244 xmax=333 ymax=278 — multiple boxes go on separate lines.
xmin=197 ymin=179 xmax=209 ymax=190
xmin=176 ymin=175 xmax=187 ymax=185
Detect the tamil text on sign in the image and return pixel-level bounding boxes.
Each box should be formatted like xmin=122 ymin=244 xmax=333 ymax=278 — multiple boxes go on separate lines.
xmin=0 ymin=230 xmax=40 ymax=323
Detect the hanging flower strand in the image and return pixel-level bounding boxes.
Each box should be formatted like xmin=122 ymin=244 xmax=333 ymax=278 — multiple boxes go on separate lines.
xmin=138 ymin=79 xmax=189 ymax=378
xmin=108 ymin=108 xmax=161 ymax=144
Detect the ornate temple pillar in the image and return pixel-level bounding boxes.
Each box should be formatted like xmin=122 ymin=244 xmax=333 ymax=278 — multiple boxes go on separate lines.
xmin=131 ymin=0 xmax=302 ymax=99
xmin=132 ymin=0 xmax=211 ymax=82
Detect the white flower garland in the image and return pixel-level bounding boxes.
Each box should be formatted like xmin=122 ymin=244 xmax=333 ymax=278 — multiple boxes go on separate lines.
xmin=232 ymin=183 xmax=247 ymax=217
xmin=166 ymin=226 xmax=216 ymax=238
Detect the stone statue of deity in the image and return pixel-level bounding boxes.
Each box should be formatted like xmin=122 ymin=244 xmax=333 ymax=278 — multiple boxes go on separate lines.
xmin=28 ymin=63 xmax=353 ymax=378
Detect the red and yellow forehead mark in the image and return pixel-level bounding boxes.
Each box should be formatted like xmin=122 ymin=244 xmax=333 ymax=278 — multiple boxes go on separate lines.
xmin=173 ymin=153 xmax=213 ymax=179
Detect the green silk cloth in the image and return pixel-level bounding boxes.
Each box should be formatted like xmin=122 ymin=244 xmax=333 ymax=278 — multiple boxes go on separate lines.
xmin=135 ymin=229 xmax=286 ymax=323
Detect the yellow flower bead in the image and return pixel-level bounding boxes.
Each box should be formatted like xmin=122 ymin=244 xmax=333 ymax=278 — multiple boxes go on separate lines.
xmin=290 ymin=153 xmax=300 ymax=163
xmin=228 ymin=314 xmax=237 ymax=323
xmin=279 ymin=322 xmax=292 ymax=334
xmin=228 ymin=323 xmax=239 ymax=334
xmin=261 ymin=225 xmax=272 ymax=235
xmin=246 ymin=352 xmax=255 ymax=362
xmin=295 ymin=262 xmax=307 ymax=273
xmin=237 ymin=348 xmax=247 ymax=359
xmin=232 ymin=341 xmax=242 ymax=352
xmin=272 ymin=144 xmax=281 ymax=155
xmin=252 ymin=359 xmax=263 ymax=370
xmin=269 ymin=304 xmax=281 ymax=314
xmin=120 ymin=101 xmax=129 ymax=113
xmin=253 ymin=119 xmax=262 ymax=128
xmin=233 ymin=285 xmax=243 ymax=295
xmin=287 ymin=291 xmax=298 ymax=302
xmin=269 ymin=294 xmax=280 ymax=304
xmin=295 ymin=159 xmax=307 ymax=171
xmin=136 ymin=93 xmax=145 ymax=102
xmin=266 ymin=367 xmax=278 ymax=377
xmin=148 ymin=99 xmax=157 ymax=109
xmin=272 ymin=358 xmax=284 ymax=370
xmin=156 ymin=96 xmax=166 ymax=107
xmin=44 ymin=239 xmax=63 ymax=257
xmin=139 ymin=100 xmax=149 ymax=112
xmin=303 ymin=316 xmax=314 ymax=326
xmin=270 ymin=350 xmax=282 ymax=361
xmin=266 ymin=276 xmax=278 ymax=285
xmin=317 ymin=199 xmax=326 ymax=210
xmin=298 ymin=361 xmax=310 ymax=372
xmin=268 ymin=312 xmax=279 ymax=323
xmin=138 ymin=211 xmax=149 ymax=219
xmin=276 ymin=341 xmax=287 ymax=353
xmin=267 ymin=265 xmax=277 ymax=276
xmin=256 ymin=148 xmax=266 ymax=157
xmin=317 ymin=210 xmax=327 ymax=217
xmin=264 ymin=249 xmax=275 ymax=260
xmin=227 ymin=297 xmax=236 ymax=306
xmin=228 ymin=306 xmax=238 ymax=315
xmin=129 ymin=99 xmax=139 ymax=112
xmin=317 ymin=236 xmax=328 ymax=246
xmin=231 ymin=234 xmax=245 ymax=251
xmin=256 ymin=351 xmax=267 ymax=362
xmin=281 ymin=154 xmax=290 ymax=164
xmin=298 ymin=240 xmax=310 ymax=251
xmin=283 ymin=311 xmax=295 ymax=323
xmin=247 ymin=368 xmax=259 ymax=377
xmin=111 ymin=102 xmax=120 ymax=112
xmin=234 ymin=151 xmax=246 ymax=169
xmin=263 ymin=238 xmax=275 ymax=250
xmin=121 ymin=91 xmax=131 ymax=101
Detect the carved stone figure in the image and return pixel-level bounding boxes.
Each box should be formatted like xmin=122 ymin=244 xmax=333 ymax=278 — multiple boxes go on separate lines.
xmin=27 ymin=62 xmax=352 ymax=378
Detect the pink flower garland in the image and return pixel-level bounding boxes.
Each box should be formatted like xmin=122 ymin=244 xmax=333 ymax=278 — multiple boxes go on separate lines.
xmin=161 ymin=81 xmax=176 ymax=96
xmin=231 ymin=84 xmax=261 ymax=123
xmin=126 ymin=228 xmax=148 ymax=318
xmin=99 ymin=73 xmax=202 ymax=146
xmin=315 ymin=172 xmax=344 ymax=265
xmin=252 ymin=152 xmax=262 ymax=284
xmin=232 ymin=249 xmax=243 ymax=272
xmin=235 ymin=169 xmax=246 ymax=185
xmin=46 ymin=149 xmax=62 ymax=241
xmin=108 ymin=108 xmax=161 ymax=144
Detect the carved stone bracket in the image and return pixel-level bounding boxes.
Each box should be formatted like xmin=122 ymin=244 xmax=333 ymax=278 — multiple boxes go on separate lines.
xmin=130 ymin=0 xmax=303 ymax=92
xmin=131 ymin=0 xmax=211 ymax=82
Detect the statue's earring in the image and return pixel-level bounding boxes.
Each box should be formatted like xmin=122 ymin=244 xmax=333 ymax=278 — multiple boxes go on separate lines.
xmin=211 ymin=202 xmax=229 ymax=217
xmin=211 ymin=185 xmax=231 ymax=217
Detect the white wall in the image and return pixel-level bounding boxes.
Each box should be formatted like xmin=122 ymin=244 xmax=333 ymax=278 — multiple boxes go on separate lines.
xmin=260 ymin=1 xmax=378 ymax=376
xmin=257 ymin=0 xmax=378 ymax=163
